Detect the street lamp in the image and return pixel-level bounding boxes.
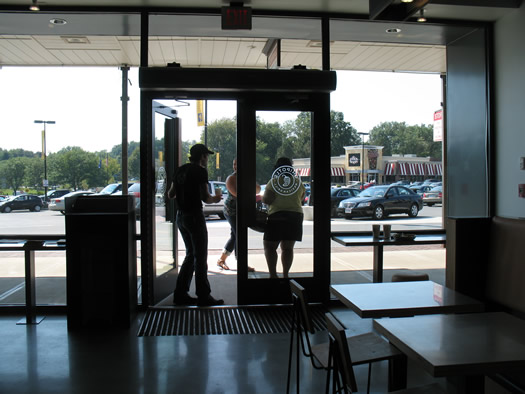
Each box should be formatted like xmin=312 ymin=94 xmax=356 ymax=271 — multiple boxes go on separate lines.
xmin=34 ymin=120 xmax=56 ymax=202
xmin=358 ymin=132 xmax=368 ymax=189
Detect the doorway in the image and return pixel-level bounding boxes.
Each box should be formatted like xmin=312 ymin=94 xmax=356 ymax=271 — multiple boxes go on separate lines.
xmin=139 ymin=67 xmax=335 ymax=306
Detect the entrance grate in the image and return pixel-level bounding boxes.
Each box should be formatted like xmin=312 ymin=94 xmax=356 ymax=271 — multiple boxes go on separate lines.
xmin=137 ymin=304 xmax=327 ymax=336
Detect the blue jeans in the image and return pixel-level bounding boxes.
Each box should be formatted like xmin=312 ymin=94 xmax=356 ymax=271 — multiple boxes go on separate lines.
xmin=174 ymin=210 xmax=210 ymax=299
xmin=224 ymin=212 xmax=236 ymax=257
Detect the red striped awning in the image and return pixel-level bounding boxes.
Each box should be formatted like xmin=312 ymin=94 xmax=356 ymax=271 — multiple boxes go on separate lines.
xmin=295 ymin=168 xmax=311 ymax=177
xmin=384 ymin=162 xmax=396 ymax=175
xmin=331 ymin=167 xmax=345 ymax=176
xmin=398 ymin=162 xmax=427 ymax=176
xmin=426 ymin=163 xmax=442 ymax=176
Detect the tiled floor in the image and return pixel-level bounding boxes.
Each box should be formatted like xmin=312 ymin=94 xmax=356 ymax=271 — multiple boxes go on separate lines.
xmin=0 ymin=307 xmax=446 ymax=394
xmin=0 ymin=249 xmax=447 ymax=393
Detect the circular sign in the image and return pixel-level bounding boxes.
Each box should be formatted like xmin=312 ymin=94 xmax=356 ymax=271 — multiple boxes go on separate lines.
xmin=270 ymin=165 xmax=301 ymax=196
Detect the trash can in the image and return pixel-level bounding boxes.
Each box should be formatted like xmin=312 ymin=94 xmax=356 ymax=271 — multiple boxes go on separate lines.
xmin=65 ymin=195 xmax=137 ymax=330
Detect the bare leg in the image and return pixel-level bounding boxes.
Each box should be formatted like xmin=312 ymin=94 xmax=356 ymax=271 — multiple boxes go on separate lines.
xmin=280 ymin=240 xmax=296 ymax=278
xmin=264 ymin=240 xmax=280 ymax=278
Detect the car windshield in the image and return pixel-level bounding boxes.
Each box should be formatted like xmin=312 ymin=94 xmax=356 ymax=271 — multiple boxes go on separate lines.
xmin=4 ymin=196 xmax=17 ymax=201
xmin=128 ymin=183 xmax=140 ymax=192
xmin=99 ymin=184 xmax=118 ymax=194
xmin=358 ymin=186 xmax=387 ymax=198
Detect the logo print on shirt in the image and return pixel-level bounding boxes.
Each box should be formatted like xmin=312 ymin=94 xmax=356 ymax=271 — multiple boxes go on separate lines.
xmin=271 ymin=165 xmax=301 ymax=196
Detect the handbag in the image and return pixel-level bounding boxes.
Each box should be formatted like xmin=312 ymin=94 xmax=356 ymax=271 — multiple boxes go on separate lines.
xmin=250 ymin=207 xmax=268 ymax=233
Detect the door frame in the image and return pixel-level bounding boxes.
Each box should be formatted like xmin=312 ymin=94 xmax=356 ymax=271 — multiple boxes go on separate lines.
xmin=139 ymin=67 xmax=336 ymax=306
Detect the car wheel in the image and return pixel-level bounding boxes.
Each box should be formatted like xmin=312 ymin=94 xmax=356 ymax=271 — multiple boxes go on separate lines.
xmin=373 ymin=205 xmax=384 ymax=220
xmin=3 ymin=206 xmax=11 ymax=213
xmin=331 ymin=207 xmax=337 ymax=218
xmin=408 ymin=203 xmax=419 ymax=217
xmin=218 ymin=212 xmax=226 ymax=220
xmin=33 ymin=205 xmax=41 ymax=212
xmin=427 ymin=203 xmax=434 ymax=207
xmin=60 ymin=211 xmax=65 ymax=215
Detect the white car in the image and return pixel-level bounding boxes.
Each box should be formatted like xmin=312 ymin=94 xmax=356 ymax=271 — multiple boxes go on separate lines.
xmin=203 ymin=181 xmax=227 ymax=219
xmin=48 ymin=190 xmax=94 ymax=214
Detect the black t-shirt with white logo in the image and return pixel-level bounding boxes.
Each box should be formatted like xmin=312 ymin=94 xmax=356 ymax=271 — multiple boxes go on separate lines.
xmin=173 ymin=163 xmax=208 ymax=212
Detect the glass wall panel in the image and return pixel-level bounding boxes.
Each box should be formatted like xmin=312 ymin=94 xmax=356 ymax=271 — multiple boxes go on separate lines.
xmin=328 ymin=18 xmax=447 ymax=284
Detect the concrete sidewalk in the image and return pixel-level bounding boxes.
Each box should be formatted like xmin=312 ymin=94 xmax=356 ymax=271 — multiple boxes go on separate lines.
xmin=0 ymin=247 xmax=445 ymax=306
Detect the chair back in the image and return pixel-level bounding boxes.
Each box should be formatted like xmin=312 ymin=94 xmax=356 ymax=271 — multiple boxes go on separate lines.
xmin=326 ymin=313 xmax=358 ymax=392
xmin=289 ymin=280 xmax=315 ymax=334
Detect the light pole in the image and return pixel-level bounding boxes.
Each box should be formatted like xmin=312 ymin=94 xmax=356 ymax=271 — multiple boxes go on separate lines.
xmin=34 ymin=120 xmax=55 ymax=202
xmin=358 ymin=132 xmax=368 ymax=189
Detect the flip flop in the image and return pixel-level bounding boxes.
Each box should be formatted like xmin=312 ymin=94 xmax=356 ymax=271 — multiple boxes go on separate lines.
xmin=217 ymin=260 xmax=230 ymax=270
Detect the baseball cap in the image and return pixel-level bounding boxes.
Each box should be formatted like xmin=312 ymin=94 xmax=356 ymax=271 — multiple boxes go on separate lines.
xmin=190 ymin=144 xmax=214 ymax=159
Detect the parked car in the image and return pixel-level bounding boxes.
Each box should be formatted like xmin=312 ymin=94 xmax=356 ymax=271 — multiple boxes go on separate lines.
xmin=422 ymin=179 xmax=440 ymax=185
xmin=203 ymin=181 xmax=227 ymax=219
xmin=0 ymin=194 xmax=43 ymax=213
xmin=113 ymin=182 xmax=141 ymax=216
xmin=48 ymin=190 xmax=94 ymax=214
xmin=337 ymin=185 xmax=423 ymax=220
xmin=409 ymin=185 xmax=433 ymax=195
xmin=330 ymin=187 xmax=360 ymax=217
xmin=39 ymin=189 xmax=70 ymax=201
xmin=423 ymin=186 xmax=443 ymax=206
xmin=97 ymin=182 xmax=133 ymax=195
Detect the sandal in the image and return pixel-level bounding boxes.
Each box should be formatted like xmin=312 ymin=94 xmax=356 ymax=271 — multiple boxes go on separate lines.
xmin=217 ymin=260 xmax=230 ymax=270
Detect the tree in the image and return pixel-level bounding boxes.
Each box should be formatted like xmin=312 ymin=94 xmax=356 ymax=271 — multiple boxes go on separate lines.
xmin=128 ymin=148 xmax=140 ymax=179
xmin=280 ymin=110 xmax=360 ymax=159
xmin=330 ymin=111 xmax=361 ymax=156
xmin=0 ymin=157 xmax=27 ymax=194
xmin=368 ymin=121 xmax=441 ymax=159
xmin=256 ymin=118 xmax=287 ymax=182
xmin=24 ymin=157 xmax=44 ymax=189
xmin=205 ymin=118 xmax=237 ymax=181
xmin=48 ymin=147 xmax=101 ymax=190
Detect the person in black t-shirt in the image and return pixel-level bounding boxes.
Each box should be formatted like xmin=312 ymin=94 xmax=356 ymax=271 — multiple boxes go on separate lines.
xmin=167 ymin=144 xmax=224 ymax=306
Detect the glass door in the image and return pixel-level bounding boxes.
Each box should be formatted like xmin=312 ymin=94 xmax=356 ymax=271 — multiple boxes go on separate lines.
xmin=236 ymin=92 xmax=331 ymax=304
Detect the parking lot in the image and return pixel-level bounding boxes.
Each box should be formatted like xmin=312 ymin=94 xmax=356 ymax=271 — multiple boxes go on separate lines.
xmin=0 ymin=204 xmax=444 ymax=251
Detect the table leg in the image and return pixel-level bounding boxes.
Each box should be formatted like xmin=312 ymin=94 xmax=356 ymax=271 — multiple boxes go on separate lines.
xmin=446 ymin=375 xmax=484 ymax=394
xmin=17 ymin=247 xmax=44 ymax=325
xmin=388 ymin=353 xmax=407 ymax=391
xmin=373 ymin=244 xmax=384 ymax=283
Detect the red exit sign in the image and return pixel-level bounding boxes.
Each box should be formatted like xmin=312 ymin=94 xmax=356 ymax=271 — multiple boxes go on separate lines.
xmin=221 ymin=6 xmax=252 ymax=30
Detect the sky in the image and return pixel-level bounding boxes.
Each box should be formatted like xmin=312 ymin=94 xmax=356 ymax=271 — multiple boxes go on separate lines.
xmin=0 ymin=67 xmax=442 ymax=154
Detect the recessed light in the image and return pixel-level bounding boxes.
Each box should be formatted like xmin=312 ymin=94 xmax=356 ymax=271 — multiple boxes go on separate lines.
xmin=401 ymin=0 xmax=413 ymax=2
xmin=386 ymin=28 xmax=402 ymax=34
xmin=50 ymin=18 xmax=67 ymax=25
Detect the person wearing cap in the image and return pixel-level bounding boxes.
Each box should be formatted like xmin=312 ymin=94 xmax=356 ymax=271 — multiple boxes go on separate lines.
xmin=167 ymin=143 xmax=224 ymax=306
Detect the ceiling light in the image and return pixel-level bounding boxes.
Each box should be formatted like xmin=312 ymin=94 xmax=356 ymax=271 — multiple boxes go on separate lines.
xmin=417 ymin=9 xmax=427 ymax=22
xmin=29 ymin=0 xmax=39 ymax=11
xmin=401 ymin=0 xmax=413 ymax=2
xmin=386 ymin=28 xmax=402 ymax=34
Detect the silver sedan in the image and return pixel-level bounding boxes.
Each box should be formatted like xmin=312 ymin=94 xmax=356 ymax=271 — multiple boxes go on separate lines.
xmin=48 ymin=190 xmax=94 ymax=214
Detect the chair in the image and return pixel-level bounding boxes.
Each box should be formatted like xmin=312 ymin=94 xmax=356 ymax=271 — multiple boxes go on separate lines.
xmin=287 ymin=280 xmax=402 ymax=394
xmin=326 ymin=313 xmax=445 ymax=394
xmin=391 ymin=272 xmax=429 ymax=282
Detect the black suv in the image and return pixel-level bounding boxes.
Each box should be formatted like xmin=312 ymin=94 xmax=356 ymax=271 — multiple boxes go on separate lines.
xmin=0 ymin=195 xmax=43 ymax=213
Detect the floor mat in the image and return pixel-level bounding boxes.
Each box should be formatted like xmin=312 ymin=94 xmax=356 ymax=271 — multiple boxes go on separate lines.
xmin=138 ymin=304 xmax=327 ymax=336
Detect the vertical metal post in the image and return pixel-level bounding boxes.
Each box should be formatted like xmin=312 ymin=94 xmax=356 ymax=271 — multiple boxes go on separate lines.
xmin=17 ymin=241 xmax=44 ymax=325
xmin=34 ymin=120 xmax=55 ymax=201
xmin=121 ymin=65 xmax=130 ymax=194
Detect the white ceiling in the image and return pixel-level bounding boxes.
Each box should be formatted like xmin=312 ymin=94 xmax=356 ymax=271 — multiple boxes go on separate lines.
xmin=0 ymin=1 xmax=521 ymax=72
